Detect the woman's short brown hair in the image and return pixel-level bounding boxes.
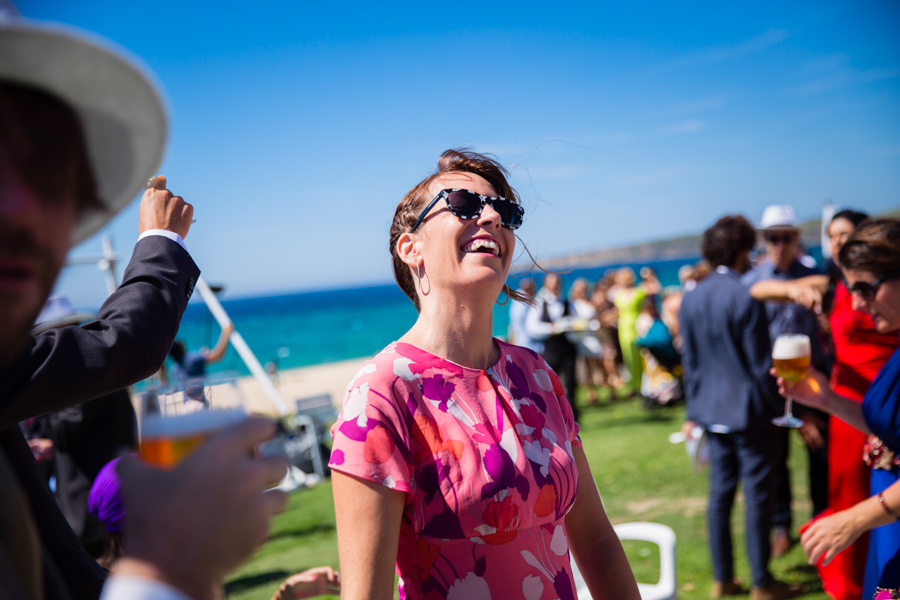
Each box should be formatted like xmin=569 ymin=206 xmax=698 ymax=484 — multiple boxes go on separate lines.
xmin=0 ymin=81 xmax=102 ymax=213
xmin=838 ymin=218 xmax=900 ymax=275
xmin=389 ymin=149 xmax=528 ymax=311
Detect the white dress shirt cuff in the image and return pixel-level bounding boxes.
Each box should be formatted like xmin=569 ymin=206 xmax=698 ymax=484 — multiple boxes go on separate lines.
xmin=138 ymin=230 xmax=188 ymax=252
xmin=100 ymin=575 xmax=193 ymax=600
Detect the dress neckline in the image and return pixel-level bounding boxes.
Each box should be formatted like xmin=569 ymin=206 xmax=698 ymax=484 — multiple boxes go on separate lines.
xmin=394 ymin=338 xmax=507 ymax=374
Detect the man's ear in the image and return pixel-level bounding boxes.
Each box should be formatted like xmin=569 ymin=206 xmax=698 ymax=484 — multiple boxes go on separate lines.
xmin=397 ymin=232 xmax=420 ymax=269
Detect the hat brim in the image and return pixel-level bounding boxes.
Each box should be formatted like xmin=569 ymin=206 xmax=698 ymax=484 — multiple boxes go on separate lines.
xmin=30 ymin=312 xmax=96 ymax=335
xmin=757 ymin=225 xmax=801 ymax=232
xmin=0 ymin=22 xmax=168 ymax=245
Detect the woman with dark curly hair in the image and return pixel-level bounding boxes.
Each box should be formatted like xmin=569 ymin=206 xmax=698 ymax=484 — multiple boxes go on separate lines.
xmin=328 ymin=149 xmax=639 ymax=599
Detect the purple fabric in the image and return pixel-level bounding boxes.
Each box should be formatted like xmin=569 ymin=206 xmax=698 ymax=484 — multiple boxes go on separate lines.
xmin=88 ymin=456 xmax=129 ymax=532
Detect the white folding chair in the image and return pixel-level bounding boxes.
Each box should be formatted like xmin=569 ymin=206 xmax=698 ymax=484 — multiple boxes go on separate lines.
xmin=570 ymin=522 xmax=677 ymax=600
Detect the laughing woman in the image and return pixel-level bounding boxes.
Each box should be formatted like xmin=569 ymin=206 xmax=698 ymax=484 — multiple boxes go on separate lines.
xmin=328 ymin=150 xmax=639 ymax=600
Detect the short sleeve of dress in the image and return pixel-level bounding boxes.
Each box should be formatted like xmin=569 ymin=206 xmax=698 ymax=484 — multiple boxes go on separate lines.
xmin=329 ymin=355 xmax=415 ymax=497
xmin=862 ymin=347 xmax=900 ymax=454
xmin=540 ymin=355 xmax=582 ymax=449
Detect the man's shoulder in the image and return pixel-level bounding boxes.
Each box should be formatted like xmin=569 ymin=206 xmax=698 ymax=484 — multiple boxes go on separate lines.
xmin=682 ymin=273 xmax=752 ymax=315
xmin=740 ymin=262 xmax=773 ymax=286
xmin=692 ymin=272 xmax=747 ymax=296
xmin=790 ymin=260 xmax=821 ymax=278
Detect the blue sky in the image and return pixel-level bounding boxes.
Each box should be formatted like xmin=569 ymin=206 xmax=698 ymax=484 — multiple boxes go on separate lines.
xmin=20 ymin=0 xmax=900 ymax=307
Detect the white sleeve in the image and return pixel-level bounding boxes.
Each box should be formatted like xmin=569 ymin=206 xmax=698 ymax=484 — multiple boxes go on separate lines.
xmin=138 ymin=230 xmax=188 ymax=252
xmin=100 ymin=576 xmax=194 ymax=600
xmin=524 ymin=303 xmax=554 ymax=341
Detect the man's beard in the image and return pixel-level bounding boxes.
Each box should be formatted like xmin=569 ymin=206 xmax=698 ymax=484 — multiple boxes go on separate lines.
xmin=0 ymin=225 xmax=63 ymax=366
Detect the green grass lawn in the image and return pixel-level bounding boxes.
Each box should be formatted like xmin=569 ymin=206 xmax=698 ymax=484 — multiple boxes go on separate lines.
xmin=225 ymin=387 xmax=829 ymax=599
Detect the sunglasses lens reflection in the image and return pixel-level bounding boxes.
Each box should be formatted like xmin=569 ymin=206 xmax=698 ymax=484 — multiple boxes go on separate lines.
xmin=446 ymin=191 xmax=482 ymax=218
xmin=445 ymin=191 xmax=523 ymax=230
xmin=857 ymin=284 xmax=876 ymax=298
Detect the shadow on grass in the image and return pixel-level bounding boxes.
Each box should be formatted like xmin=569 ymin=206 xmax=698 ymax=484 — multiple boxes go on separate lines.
xmin=225 ymin=569 xmax=289 ymax=594
xmin=787 ymin=563 xmax=825 ymax=594
xmin=268 ymin=522 xmax=336 ymax=541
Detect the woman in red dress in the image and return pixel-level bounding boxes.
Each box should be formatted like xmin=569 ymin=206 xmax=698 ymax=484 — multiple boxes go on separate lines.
xmin=751 ymin=210 xmax=899 ymax=600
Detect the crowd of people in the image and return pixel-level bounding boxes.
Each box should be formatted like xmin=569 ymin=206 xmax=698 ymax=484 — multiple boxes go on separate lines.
xmin=1 ymin=12 xmax=898 ymax=600
xmin=508 ymin=265 xmax=684 ymax=410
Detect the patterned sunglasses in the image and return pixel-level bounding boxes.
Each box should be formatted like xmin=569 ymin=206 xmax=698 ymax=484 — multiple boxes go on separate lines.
xmin=410 ymin=189 xmax=525 ymax=233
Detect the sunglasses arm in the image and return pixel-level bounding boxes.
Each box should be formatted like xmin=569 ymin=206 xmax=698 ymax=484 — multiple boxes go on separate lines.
xmin=409 ymin=194 xmax=445 ymax=233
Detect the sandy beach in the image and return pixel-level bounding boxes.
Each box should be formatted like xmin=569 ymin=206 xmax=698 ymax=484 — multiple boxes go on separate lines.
xmin=236 ymin=357 xmax=367 ymax=416
xmin=132 ymin=357 xmax=369 ymax=419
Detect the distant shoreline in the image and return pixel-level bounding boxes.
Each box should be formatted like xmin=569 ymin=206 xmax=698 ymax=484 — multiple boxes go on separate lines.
xmin=519 ymin=206 xmax=900 ymax=271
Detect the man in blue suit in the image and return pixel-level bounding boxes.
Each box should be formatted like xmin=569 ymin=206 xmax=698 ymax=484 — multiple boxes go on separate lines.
xmin=680 ymin=215 xmax=799 ymax=600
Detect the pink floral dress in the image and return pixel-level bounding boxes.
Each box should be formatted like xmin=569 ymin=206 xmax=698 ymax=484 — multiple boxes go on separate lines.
xmin=329 ymin=339 xmax=582 ymax=600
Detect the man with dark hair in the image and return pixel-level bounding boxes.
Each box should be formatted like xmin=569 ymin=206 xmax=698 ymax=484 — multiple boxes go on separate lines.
xmin=0 ymin=20 xmax=286 ymax=600
xmin=680 ymin=215 xmax=798 ymax=600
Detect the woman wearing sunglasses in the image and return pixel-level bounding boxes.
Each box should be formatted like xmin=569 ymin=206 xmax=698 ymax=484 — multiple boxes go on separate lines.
xmin=771 ymin=219 xmax=900 ymax=599
xmin=328 ymin=149 xmax=640 ymax=599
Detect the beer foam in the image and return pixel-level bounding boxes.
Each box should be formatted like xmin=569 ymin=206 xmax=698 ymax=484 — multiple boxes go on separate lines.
xmin=141 ymin=407 xmax=247 ymax=439
xmin=772 ymin=335 xmax=811 ymax=359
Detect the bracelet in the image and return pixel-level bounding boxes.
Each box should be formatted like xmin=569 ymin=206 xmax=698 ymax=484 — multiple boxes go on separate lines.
xmin=878 ymin=492 xmax=900 ymax=521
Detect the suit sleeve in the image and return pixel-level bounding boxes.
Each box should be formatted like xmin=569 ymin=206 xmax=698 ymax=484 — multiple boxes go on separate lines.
xmin=0 ymin=236 xmax=200 ymax=429
xmin=740 ymin=296 xmax=781 ymax=416
xmin=679 ymin=301 xmax=701 ymax=423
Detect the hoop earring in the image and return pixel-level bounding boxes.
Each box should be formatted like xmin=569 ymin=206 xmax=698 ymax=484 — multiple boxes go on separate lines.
xmin=415 ymin=262 xmax=431 ymax=296
xmin=496 ymin=288 xmax=510 ymax=306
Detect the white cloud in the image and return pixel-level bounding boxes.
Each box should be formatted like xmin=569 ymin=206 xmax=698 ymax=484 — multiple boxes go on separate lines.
xmin=666 ymin=29 xmax=789 ymax=69
xmin=789 ymin=67 xmax=898 ymax=96
xmin=661 ymin=119 xmax=704 ymax=136
xmin=664 ymin=95 xmax=728 ymax=115
xmin=615 ymin=165 xmax=692 ymax=188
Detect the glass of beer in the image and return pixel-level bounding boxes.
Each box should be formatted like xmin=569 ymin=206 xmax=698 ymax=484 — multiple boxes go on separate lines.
xmin=771 ymin=334 xmax=811 ymax=428
xmin=139 ymin=375 xmax=248 ymax=467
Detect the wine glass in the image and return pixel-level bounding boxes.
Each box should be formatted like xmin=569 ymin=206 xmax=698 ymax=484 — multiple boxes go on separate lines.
xmin=771 ymin=334 xmax=811 ymax=428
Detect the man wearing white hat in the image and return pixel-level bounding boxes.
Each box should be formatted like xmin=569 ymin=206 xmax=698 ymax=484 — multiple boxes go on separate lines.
xmin=742 ymin=204 xmax=829 ymax=558
xmin=0 ymin=18 xmax=286 ymax=600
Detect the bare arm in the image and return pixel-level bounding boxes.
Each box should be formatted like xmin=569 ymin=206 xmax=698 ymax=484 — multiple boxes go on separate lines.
xmin=772 ymin=367 xmax=870 ymax=434
xmin=749 ymin=275 xmax=828 ymax=311
xmin=801 ymin=478 xmax=900 ymax=566
xmin=565 ymin=447 xmax=640 ymax=600
xmin=204 ymin=323 xmax=234 ymax=364
xmin=332 ymin=471 xmax=405 ymax=600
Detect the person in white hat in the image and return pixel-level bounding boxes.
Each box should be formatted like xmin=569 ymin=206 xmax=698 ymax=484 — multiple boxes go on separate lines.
xmin=741 ymin=204 xmax=829 ymax=560
xmin=0 ymin=18 xmax=287 ymax=600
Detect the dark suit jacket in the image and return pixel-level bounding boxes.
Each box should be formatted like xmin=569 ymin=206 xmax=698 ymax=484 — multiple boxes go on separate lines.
xmin=0 ymin=236 xmax=199 ymax=600
xmin=33 ymin=389 xmax=137 ymax=551
xmin=680 ymin=270 xmax=781 ymax=432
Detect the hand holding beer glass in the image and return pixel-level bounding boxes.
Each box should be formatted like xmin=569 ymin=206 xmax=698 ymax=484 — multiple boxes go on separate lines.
xmin=771 ymin=334 xmax=811 ymax=428
xmin=140 ymin=375 xmax=252 ymax=467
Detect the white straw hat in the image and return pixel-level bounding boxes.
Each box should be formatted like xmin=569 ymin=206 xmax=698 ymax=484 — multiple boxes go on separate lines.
xmin=759 ymin=204 xmax=800 ymax=231
xmin=0 ymin=20 xmax=168 ymax=245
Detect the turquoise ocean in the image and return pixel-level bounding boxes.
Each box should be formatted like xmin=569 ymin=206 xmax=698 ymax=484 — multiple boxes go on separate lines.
xmin=173 ymin=256 xmax=704 ymax=378
xmin=174 ymin=248 xmax=826 ymax=378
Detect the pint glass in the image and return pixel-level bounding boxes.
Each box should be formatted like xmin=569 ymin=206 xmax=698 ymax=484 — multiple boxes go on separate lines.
xmin=139 ymin=375 xmax=247 ymax=467
xmin=141 ymin=407 xmax=247 ymax=467
xmin=771 ymin=334 xmax=811 ymax=428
